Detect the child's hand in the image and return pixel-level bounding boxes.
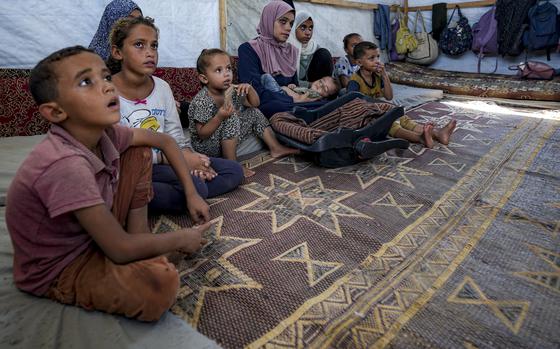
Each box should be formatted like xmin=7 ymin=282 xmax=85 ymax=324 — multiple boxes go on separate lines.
xmin=287 ymin=84 xmax=297 ymax=90
xmin=177 ymin=221 xmax=211 ymax=254
xmin=184 ymin=151 xmax=217 ymax=180
xmin=281 ymin=86 xmax=292 ymax=94
xmin=235 ymin=83 xmax=253 ymax=96
xmin=374 ymin=61 xmax=386 ymax=75
xmin=187 ymin=193 xmax=210 ymax=224
xmin=217 ymin=103 xmax=235 ymax=120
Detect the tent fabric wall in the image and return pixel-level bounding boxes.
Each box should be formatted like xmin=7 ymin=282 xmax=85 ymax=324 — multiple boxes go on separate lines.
xmin=227 ymin=0 xmax=392 ymax=58
xmin=0 ymin=0 xmax=220 ymax=69
xmin=0 ymin=0 xmax=558 ymax=73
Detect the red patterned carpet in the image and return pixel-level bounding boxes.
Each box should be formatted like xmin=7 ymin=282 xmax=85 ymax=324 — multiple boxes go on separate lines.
xmin=151 ymin=100 xmax=560 ymax=349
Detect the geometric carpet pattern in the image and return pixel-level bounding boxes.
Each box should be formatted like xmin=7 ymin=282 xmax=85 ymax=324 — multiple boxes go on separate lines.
xmin=151 ymin=100 xmax=560 ymax=348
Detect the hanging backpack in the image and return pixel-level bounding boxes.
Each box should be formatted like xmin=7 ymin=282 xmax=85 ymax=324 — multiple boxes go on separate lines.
xmin=439 ymin=5 xmax=473 ymax=56
xmin=495 ymin=0 xmax=538 ymax=57
xmin=472 ymin=6 xmax=499 ymax=73
xmin=406 ymin=10 xmax=439 ymax=65
xmin=523 ymin=0 xmax=559 ymax=60
xmin=396 ymin=10 xmax=419 ymax=55
xmin=390 ymin=10 xmax=406 ymax=61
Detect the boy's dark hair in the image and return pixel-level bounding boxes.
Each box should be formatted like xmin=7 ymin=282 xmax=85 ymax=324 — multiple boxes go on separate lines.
xmin=343 ymin=33 xmax=361 ymax=50
xmin=353 ymin=41 xmax=378 ymax=60
xmin=108 ymin=16 xmax=159 ymax=74
xmin=196 ymin=48 xmax=230 ymax=75
xmin=29 ymin=45 xmax=94 ymax=105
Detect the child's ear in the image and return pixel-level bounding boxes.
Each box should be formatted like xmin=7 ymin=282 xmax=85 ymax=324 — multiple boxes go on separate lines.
xmin=38 ymin=102 xmax=68 ymax=124
xmin=111 ymin=45 xmax=123 ymax=61
xmin=198 ymin=74 xmax=208 ymax=85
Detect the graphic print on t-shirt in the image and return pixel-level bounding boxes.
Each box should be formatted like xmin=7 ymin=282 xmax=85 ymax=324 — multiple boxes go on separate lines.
xmin=123 ymin=109 xmax=162 ymax=132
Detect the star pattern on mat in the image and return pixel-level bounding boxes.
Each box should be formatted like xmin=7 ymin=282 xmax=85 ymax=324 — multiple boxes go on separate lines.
xmin=272 ymin=242 xmax=343 ymax=287
xmin=207 ymin=197 xmax=228 ymax=207
xmin=428 ymin=158 xmax=466 ymax=172
xmin=237 ymin=175 xmax=370 ymax=237
xmin=455 ymin=120 xmax=488 ymax=134
xmin=159 ymin=216 xmax=262 ymax=328
xmin=448 ymin=276 xmax=530 ymax=334
xmin=462 ymin=134 xmax=492 ymax=145
xmin=514 ymin=244 xmax=560 ymax=294
xmin=370 ymin=192 xmax=424 ymax=219
xmin=327 ymin=154 xmax=432 ymax=189
xmin=408 ymin=142 xmax=464 ymax=156
xmin=274 ymin=155 xmax=313 ymax=173
xmin=433 ymin=103 xmax=503 ymax=121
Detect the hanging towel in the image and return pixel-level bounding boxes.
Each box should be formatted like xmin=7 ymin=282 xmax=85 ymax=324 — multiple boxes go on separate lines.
xmin=432 ymin=2 xmax=448 ymax=41
xmin=374 ymin=4 xmax=391 ymax=50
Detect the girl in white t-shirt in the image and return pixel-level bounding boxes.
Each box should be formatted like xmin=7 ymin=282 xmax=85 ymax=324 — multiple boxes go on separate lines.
xmin=110 ymin=16 xmax=243 ymax=213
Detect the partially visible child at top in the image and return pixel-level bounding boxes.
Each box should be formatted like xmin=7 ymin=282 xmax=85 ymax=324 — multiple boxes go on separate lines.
xmin=188 ymin=48 xmax=299 ymax=178
xmin=5 ymin=46 xmax=211 ymax=321
xmin=110 ymin=17 xmax=243 ymax=212
xmin=260 ymin=73 xmax=340 ymax=103
xmin=333 ymin=33 xmax=363 ymax=89
xmin=348 ymin=41 xmax=456 ymax=148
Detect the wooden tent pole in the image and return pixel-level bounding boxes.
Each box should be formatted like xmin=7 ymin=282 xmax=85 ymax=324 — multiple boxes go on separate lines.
xmin=219 ymin=0 xmax=227 ymax=50
xmin=408 ymin=0 xmax=495 ymax=11
xmin=294 ymin=0 xmax=495 ymax=12
xmin=296 ymin=0 xmax=379 ymax=10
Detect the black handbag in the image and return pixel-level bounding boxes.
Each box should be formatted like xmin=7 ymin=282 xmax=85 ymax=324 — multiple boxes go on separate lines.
xmin=439 ymin=5 xmax=473 ymax=55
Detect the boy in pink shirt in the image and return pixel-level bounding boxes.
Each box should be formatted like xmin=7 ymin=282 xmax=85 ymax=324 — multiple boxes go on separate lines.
xmin=5 ymin=46 xmax=210 ymax=321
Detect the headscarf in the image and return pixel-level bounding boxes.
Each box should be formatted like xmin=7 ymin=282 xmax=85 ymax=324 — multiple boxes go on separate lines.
xmin=249 ymin=1 xmax=298 ymax=77
xmin=88 ymin=0 xmax=141 ymax=60
xmin=288 ymin=11 xmax=319 ymax=79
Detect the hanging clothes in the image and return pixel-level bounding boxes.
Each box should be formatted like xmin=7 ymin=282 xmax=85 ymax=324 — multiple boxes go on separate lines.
xmin=374 ymin=4 xmax=391 ymax=50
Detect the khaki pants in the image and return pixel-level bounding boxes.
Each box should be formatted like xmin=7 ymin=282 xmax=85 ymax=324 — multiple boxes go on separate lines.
xmin=388 ymin=115 xmax=418 ymax=137
xmin=46 ymin=147 xmax=179 ymax=321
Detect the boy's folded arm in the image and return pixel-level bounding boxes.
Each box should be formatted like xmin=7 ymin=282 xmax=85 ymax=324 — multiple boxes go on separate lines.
xmin=74 ymin=204 xmax=185 ymax=264
xmin=131 ymin=128 xmax=196 ymax=190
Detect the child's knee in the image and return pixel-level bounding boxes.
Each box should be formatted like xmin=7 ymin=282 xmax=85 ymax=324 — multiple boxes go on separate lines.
xmin=121 ymin=147 xmax=153 ymax=176
xmin=137 ymin=257 xmax=179 ymax=321
xmin=228 ymin=161 xmax=244 ymax=187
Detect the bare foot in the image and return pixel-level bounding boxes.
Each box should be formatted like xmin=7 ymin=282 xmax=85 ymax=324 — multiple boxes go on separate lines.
xmin=270 ymin=145 xmax=300 ymax=159
xmin=421 ymin=124 xmax=434 ymax=149
xmin=243 ymin=167 xmax=256 ymax=178
xmin=434 ymin=119 xmax=456 ymax=145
